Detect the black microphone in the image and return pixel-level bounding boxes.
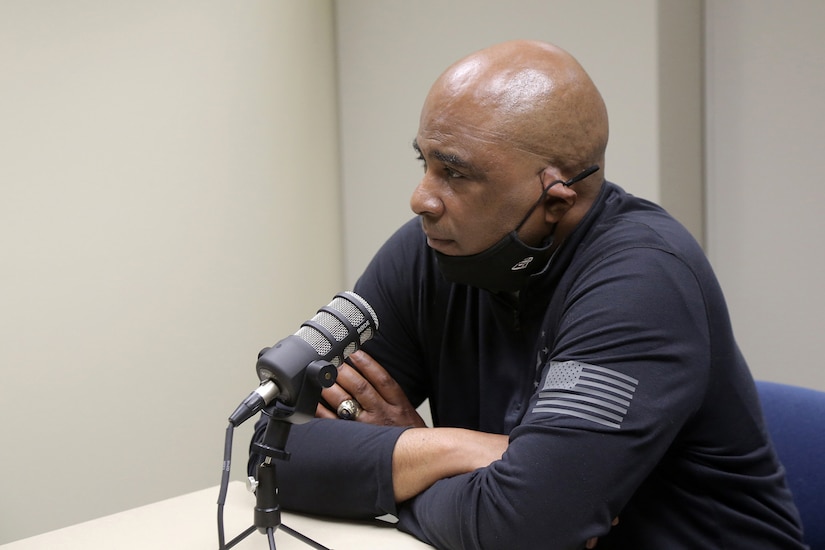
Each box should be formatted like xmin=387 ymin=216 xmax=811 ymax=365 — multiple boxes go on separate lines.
xmin=228 ymin=291 xmax=379 ymax=427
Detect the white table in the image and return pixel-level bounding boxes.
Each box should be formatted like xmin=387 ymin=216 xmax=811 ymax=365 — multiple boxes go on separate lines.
xmin=0 ymin=481 xmax=432 ymax=549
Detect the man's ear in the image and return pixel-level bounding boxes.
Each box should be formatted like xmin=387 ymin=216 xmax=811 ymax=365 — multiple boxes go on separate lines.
xmin=541 ymin=168 xmax=577 ymax=223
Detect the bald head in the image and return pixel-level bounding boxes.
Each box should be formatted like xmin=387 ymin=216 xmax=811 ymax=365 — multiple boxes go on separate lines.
xmin=425 ymin=40 xmax=609 ymax=186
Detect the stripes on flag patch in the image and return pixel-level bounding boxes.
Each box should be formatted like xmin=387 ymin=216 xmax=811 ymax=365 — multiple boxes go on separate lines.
xmin=532 ymin=360 xmax=639 ymax=429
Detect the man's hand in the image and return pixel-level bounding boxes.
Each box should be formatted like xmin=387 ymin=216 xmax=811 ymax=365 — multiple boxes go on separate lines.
xmin=316 ymin=350 xmax=427 ymax=428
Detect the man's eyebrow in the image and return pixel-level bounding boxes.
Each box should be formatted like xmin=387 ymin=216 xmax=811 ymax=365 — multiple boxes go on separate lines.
xmin=412 ymin=139 xmax=476 ymax=171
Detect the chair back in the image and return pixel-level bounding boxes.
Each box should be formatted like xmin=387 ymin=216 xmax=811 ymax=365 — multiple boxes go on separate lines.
xmin=756 ymin=380 xmax=825 ymax=549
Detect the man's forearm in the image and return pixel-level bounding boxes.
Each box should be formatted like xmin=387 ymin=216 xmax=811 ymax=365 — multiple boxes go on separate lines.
xmin=392 ymin=427 xmax=509 ymax=502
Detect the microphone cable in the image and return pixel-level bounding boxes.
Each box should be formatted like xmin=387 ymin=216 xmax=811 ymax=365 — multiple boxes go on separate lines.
xmin=217 ymin=422 xmax=256 ymax=549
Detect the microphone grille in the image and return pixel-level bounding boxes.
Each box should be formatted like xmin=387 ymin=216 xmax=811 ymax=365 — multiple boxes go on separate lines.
xmin=335 ymin=291 xmax=379 ymax=341
xmin=295 ymin=291 xmax=379 ymax=366
xmin=295 ymin=323 xmax=333 ymax=357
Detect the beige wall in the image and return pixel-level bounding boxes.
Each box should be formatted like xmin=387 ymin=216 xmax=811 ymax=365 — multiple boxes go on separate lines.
xmin=0 ymin=1 xmax=341 ymax=543
xmin=705 ymin=0 xmax=825 ymax=390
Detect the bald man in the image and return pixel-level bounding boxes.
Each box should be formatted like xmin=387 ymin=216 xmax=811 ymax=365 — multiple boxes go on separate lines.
xmin=251 ymin=41 xmax=806 ymax=549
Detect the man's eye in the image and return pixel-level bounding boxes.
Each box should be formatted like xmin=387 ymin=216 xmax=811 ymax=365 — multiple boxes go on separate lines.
xmin=414 ymin=153 xmax=463 ymax=179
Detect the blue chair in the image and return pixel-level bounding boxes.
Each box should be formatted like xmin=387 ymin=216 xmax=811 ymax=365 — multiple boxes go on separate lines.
xmin=756 ymin=380 xmax=825 ymax=549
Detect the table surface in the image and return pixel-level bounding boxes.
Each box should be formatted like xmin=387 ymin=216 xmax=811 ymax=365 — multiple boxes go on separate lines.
xmin=0 ymin=481 xmax=432 ymax=550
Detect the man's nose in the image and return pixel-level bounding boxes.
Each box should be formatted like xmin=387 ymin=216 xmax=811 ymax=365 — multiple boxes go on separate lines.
xmin=410 ymin=173 xmax=443 ymax=217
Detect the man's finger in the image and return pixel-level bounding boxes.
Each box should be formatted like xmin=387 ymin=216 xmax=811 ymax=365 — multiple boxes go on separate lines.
xmin=320 ymin=381 xmax=352 ymax=408
xmin=348 ymin=350 xmax=409 ymax=403
xmin=315 ymin=402 xmax=337 ymax=419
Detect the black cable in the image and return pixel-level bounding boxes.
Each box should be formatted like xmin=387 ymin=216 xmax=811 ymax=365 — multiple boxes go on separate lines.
xmin=217 ymin=422 xmax=234 ymax=549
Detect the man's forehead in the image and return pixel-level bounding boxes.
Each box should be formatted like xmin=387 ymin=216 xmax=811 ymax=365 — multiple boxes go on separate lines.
xmin=414 ymin=120 xmax=548 ymax=167
xmin=412 ymin=136 xmax=485 ymax=176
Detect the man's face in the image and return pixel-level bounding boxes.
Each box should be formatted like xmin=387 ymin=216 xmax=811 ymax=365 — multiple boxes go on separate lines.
xmin=410 ymin=91 xmax=549 ymax=257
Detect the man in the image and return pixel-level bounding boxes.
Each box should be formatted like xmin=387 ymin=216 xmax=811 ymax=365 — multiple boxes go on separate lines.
xmin=251 ymin=40 xmax=806 ymax=549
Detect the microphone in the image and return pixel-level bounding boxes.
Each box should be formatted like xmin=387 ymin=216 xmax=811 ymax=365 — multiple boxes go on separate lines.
xmin=228 ymin=291 xmax=379 ymax=427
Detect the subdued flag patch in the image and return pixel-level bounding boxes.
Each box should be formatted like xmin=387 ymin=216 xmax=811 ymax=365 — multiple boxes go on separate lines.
xmin=532 ymin=360 xmax=639 ymax=429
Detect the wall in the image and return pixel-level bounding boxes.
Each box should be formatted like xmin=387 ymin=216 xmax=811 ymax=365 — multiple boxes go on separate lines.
xmin=0 ymin=0 xmax=342 ymax=543
xmin=705 ymin=0 xmax=825 ymax=390
xmin=334 ymin=0 xmax=704 ymax=286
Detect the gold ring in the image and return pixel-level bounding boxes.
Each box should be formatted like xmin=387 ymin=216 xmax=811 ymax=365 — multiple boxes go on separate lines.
xmin=336 ymin=398 xmax=362 ymax=420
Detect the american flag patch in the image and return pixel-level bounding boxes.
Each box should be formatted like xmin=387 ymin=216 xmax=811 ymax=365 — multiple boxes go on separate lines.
xmin=532 ymin=361 xmax=638 ymax=429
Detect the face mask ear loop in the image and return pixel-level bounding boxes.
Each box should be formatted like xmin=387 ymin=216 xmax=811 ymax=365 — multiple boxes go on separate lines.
xmin=513 ymin=175 xmax=563 ymax=233
xmin=513 ymin=164 xmax=601 ymax=233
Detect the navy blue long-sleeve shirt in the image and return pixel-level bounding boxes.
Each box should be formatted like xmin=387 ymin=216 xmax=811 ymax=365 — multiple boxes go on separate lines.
xmin=250 ymin=182 xmax=806 ymax=549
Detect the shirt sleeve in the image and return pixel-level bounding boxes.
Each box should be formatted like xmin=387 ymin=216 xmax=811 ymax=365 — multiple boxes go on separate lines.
xmin=249 ymin=416 xmax=409 ymax=519
xmin=396 ymin=245 xmax=711 ymax=549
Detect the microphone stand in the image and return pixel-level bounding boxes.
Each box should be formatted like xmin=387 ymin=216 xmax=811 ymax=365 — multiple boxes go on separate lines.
xmin=221 ymin=360 xmax=336 ymax=550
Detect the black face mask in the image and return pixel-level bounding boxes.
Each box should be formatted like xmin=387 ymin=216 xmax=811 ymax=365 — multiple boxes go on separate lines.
xmin=434 ymin=165 xmax=599 ymax=293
